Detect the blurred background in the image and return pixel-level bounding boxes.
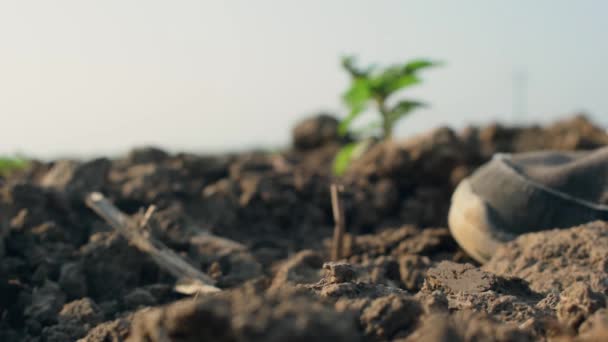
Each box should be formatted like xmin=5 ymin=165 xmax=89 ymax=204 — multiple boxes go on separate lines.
xmin=1 ymin=0 xmax=606 ymax=158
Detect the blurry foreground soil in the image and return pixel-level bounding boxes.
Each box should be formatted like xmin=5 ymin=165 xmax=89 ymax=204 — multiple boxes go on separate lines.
xmin=2 ymin=114 xmax=608 ymax=341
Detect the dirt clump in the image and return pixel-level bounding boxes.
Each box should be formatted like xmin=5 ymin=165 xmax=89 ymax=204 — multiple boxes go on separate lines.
xmin=41 ymin=158 xmax=111 ymax=201
xmin=403 ymin=310 xmax=535 ymax=342
xmin=42 ymin=297 xmax=105 ymax=341
xmin=484 ymin=221 xmax=608 ymax=293
xmin=302 ymin=261 xmax=424 ymax=340
xmin=557 ymin=282 xmax=606 ymax=332
xmin=292 ymin=114 xmax=342 ymax=150
xmin=78 ymin=315 xmax=132 ymax=342
xmin=270 ymin=249 xmax=324 ymax=289
xmin=127 ymin=284 xmax=363 ymax=342
xmin=421 ymin=261 xmax=546 ymax=325
xmin=399 ymin=255 xmax=431 ymax=291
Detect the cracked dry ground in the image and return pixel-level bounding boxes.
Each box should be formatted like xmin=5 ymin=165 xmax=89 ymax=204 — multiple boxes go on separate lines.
xmin=2 ymin=114 xmax=608 ymax=341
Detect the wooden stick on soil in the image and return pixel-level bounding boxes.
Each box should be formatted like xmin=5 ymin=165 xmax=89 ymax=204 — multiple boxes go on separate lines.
xmin=330 ymin=184 xmax=346 ymax=261
xmin=85 ymin=192 xmax=220 ymax=294
xmin=139 ymin=204 xmax=157 ymax=229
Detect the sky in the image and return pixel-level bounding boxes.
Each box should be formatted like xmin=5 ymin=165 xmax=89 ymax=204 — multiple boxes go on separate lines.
xmin=1 ymin=0 xmax=607 ymax=158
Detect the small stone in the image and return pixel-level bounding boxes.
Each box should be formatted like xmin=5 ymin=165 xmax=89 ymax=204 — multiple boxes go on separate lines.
xmin=323 ymin=262 xmax=356 ymax=283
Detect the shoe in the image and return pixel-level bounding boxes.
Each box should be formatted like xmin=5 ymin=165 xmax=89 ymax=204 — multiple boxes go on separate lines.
xmin=448 ymin=147 xmax=608 ymax=263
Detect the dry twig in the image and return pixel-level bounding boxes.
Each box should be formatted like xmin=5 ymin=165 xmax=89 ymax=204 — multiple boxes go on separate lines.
xmin=85 ymin=192 xmax=220 ymax=294
xmin=330 ymin=184 xmax=346 ymax=261
xmin=139 ymin=204 xmax=157 ymax=229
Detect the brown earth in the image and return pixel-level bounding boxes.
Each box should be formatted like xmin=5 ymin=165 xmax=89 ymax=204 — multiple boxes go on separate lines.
xmin=1 ymin=114 xmax=608 ymax=341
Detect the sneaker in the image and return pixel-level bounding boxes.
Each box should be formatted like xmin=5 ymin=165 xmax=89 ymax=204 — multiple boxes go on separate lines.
xmin=448 ymin=147 xmax=608 ymax=263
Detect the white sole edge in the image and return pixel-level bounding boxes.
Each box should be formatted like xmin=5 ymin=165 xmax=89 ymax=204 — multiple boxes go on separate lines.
xmin=448 ymin=179 xmax=514 ymax=263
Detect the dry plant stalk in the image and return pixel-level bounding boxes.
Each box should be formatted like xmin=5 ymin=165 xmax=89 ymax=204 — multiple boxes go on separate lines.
xmin=330 ymin=184 xmax=346 ymax=261
xmin=85 ymin=192 xmax=220 ymax=294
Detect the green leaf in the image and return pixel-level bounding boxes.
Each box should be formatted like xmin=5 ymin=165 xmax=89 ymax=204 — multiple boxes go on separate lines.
xmin=384 ymin=74 xmax=421 ymax=94
xmin=369 ymin=59 xmax=440 ymax=98
xmin=343 ymin=78 xmax=371 ymax=110
xmin=337 ymin=56 xmax=439 ymax=140
xmin=339 ymin=78 xmax=372 ymax=135
xmin=403 ymin=59 xmax=440 ymax=73
xmin=0 ymin=157 xmax=28 ymax=176
xmin=387 ymin=100 xmax=426 ymax=126
xmin=332 ymin=140 xmax=371 ymax=176
xmin=341 ymin=56 xmax=372 ymax=78
xmin=371 ymin=68 xmax=421 ymax=98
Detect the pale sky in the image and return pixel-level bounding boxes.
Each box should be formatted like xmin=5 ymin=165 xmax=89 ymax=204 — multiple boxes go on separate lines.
xmin=1 ymin=1 xmax=607 ymax=157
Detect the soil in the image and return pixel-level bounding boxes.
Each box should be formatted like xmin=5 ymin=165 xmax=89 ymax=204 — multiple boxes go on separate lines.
xmin=2 ymin=114 xmax=608 ymax=341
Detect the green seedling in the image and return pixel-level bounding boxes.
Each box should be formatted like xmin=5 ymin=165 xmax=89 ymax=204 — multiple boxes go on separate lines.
xmin=332 ymin=138 xmax=371 ymax=176
xmin=0 ymin=157 xmax=28 ymax=177
xmin=333 ymin=56 xmax=440 ymax=175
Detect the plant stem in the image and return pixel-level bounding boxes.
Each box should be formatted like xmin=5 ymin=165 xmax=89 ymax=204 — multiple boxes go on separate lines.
xmin=376 ymin=97 xmax=391 ymax=139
